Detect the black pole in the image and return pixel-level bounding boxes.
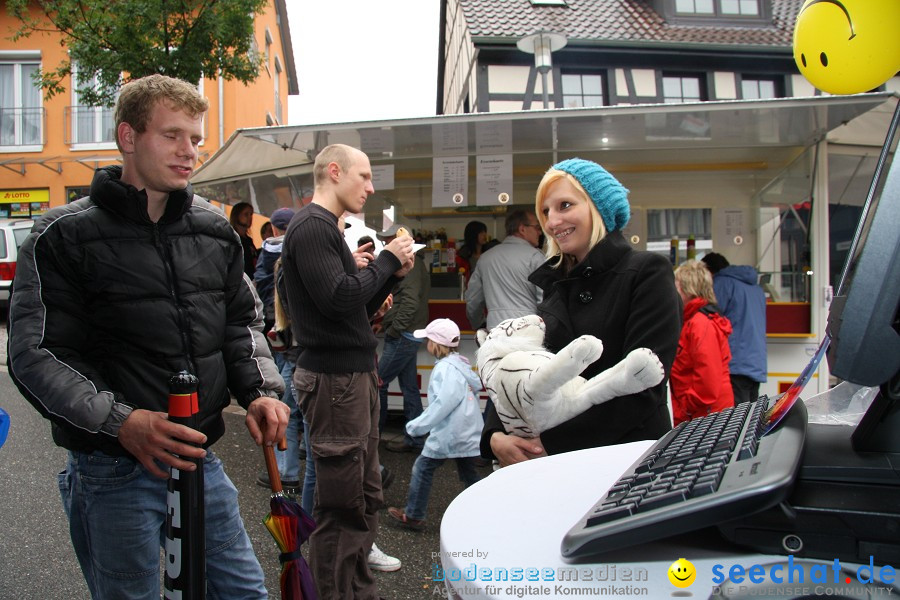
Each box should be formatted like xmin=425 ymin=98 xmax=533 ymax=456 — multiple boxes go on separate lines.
xmin=164 ymin=371 xmax=206 ymax=599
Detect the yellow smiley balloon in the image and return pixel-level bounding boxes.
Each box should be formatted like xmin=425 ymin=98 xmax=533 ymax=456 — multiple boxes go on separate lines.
xmin=667 ymin=558 xmax=697 ymax=588
xmin=793 ymin=0 xmax=900 ymax=95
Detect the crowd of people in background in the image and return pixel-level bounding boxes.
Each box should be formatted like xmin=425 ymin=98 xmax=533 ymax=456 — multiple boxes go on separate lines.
xmin=224 ymin=153 xmax=770 ymax=598
xmin=9 ymin=72 xmax=770 ymax=598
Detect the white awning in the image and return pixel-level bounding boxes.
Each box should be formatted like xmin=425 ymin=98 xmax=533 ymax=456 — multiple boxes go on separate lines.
xmin=192 ymin=92 xmax=897 ymax=190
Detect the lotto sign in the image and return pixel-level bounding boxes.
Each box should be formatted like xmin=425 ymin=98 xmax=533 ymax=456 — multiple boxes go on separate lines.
xmin=1 ymin=189 xmax=49 ymax=204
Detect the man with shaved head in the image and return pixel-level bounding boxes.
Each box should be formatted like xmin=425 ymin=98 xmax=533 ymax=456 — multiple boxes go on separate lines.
xmin=281 ymin=144 xmax=414 ymax=598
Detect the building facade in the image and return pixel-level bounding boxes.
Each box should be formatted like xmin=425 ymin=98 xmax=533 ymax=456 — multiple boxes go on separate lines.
xmin=441 ymin=0 xmax=823 ymax=115
xmin=0 ymin=0 xmax=298 ymax=219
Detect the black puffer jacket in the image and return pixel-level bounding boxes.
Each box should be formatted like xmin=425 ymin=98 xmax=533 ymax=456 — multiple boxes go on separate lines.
xmin=8 ymin=166 xmax=284 ymax=457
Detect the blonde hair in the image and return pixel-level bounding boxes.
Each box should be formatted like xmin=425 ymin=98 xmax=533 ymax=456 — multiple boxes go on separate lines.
xmin=675 ymin=260 xmax=717 ymax=304
xmin=273 ymin=259 xmax=290 ymax=333
xmin=535 ymin=169 xmax=607 ymax=269
xmin=313 ymin=144 xmax=357 ymax=185
xmin=429 ymin=340 xmax=455 ymax=360
xmin=114 ymin=74 xmax=208 ymax=151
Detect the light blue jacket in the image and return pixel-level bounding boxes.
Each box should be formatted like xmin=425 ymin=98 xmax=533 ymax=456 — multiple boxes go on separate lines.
xmin=406 ymin=353 xmax=484 ymax=459
xmin=713 ymin=265 xmax=767 ymax=382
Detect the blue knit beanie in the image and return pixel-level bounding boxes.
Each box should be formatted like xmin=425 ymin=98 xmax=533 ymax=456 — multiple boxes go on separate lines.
xmin=552 ymin=158 xmax=630 ymax=233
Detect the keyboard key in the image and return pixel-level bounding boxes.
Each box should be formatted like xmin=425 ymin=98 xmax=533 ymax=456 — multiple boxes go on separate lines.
xmin=690 ymin=480 xmax=718 ymax=497
xmin=634 ymin=471 xmax=654 ymax=484
xmin=634 ymin=490 xmax=687 ymax=512
xmin=586 ymin=505 xmax=634 ymax=527
xmin=604 ymin=489 xmax=630 ymax=504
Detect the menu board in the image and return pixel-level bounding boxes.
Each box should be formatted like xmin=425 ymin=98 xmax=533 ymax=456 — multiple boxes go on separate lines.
xmin=372 ymin=165 xmax=395 ymax=191
xmin=475 ymin=121 xmax=512 ymax=153
xmin=476 ymin=154 xmax=513 ymax=206
xmin=432 ymin=123 xmax=469 ymax=156
xmin=720 ymin=208 xmax=747 ymax=245
xmin=360 ymin=128 xmax=395 ymax=155
xmin=432 ymin=157 xmax=469 ymax=207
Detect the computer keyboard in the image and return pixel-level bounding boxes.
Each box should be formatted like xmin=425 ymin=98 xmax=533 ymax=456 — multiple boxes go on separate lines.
xmin=561 ymin=396 xmax=808 ymax=558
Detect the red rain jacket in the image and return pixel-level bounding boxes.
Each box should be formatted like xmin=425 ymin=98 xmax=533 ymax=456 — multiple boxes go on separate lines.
xmin=671 ymin=297 xmax=734 ymax=426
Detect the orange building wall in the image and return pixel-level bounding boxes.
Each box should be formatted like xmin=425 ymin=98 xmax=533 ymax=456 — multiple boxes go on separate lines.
xmin=0 ymin=0 xmax=293 ymax=215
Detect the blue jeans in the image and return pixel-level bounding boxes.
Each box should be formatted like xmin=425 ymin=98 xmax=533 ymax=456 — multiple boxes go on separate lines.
xmin=378 ymin=335 xmax=424 ymax=447
xmin=274 ymin=352 xmax=301 ymax=481
xmin=58 ymin=450 xmax=266 ymax=600
xmin=405 ymin=455 xmax=481 ymax=521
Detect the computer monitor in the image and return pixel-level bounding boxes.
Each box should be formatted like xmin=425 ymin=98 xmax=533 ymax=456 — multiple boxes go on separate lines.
xmin=825 ymin=106 xmax=900 ymax=453
xmin=717 ymin=107 xmax=900 ymax=563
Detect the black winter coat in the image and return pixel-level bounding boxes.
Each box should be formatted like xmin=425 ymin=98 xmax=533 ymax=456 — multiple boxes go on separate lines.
xmin=7 ymin=166 xmax=284 ymax=457
xmin=481 ymin=231 xmax=682 ymax=456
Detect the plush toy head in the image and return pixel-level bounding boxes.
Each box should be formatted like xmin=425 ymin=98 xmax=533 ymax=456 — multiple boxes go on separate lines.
xmin=476 ymin=314 xmax=545 ymax=355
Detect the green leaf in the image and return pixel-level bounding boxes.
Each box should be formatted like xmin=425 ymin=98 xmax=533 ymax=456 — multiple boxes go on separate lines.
xmin=5 ymin=0 xmax=267 ymax=105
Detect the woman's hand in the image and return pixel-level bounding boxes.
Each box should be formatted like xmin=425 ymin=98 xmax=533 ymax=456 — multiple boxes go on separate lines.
xmin=490 ymin=431 xmax=546 ymax=467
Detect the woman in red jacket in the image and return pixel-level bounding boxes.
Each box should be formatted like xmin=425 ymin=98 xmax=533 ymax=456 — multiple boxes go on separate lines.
xmin=671 ymin=260 xmax=734 ymax=426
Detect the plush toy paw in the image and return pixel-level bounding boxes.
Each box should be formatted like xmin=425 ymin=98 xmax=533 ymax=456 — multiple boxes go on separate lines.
xmin=623 ymin=347 xmax=665 ymax=388
xmin=571 ymin=335 xmax=604 ymax=364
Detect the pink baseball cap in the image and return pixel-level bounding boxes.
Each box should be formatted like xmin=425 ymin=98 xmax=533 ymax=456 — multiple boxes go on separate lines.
xmin=413 ymin=318 xmax=461 ymax=347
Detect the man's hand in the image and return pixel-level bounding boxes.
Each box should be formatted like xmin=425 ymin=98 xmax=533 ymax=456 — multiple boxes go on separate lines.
xmin=118 ymin=409 xmax=208 ymax=479
xmin=382 ymin=235 xmax=414 ymax=277
xmin=490 ymin=431 xmax=546 ymax=468
xmin=393 ymin=256 xmax=415 ymax=278
xmin=245 ymin=395 xmax=291 ymax=447
xmin=353 ymin=242 xmax=375 ymax=269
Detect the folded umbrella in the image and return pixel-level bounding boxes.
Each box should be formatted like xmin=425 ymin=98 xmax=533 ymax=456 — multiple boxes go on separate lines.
xmin=263 ymin=440 xmax=317 ymax=600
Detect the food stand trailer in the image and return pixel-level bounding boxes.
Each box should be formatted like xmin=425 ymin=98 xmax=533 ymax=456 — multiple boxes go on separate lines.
xmin=191 ymin=92 xmax=898 ymax=407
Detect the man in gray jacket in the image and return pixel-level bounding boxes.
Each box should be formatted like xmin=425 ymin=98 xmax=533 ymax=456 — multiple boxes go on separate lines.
xmin=466 ymin=208 xmax=545 ymax=330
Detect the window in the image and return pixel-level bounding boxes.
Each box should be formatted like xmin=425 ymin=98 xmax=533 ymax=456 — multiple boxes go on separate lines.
xmin=720 ymin=0 xmax=759 ymax=15
xmin=662 ymin=74 xmax=704 ymax=103
xmin=264 ymin=28 xmax=273 ymax=74
xmin=675 ymin=0 xmax=713 ymax=14
xmin=741 ymin=77 xmax=781 ymax=99
xmin=675 ymin=0 xmax=759 ymax=16
xmin=274 ymin=56 xmax=283 ymax=124
xmin=67 ymin=186 xmax=91 ymax=203
xmin=70 ymin=65 xmax=116 ymax=146
xmin=561 ymin=73 xmax=605 ymax=108
xmin=0 ymin=60 xmax=42 ymax=148
xmin=646 ymin=208 xmax=714 ymax=263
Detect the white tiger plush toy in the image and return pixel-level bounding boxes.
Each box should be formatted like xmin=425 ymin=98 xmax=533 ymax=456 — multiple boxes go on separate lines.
xmin=476 ymin=314 xmax=665 ymax=438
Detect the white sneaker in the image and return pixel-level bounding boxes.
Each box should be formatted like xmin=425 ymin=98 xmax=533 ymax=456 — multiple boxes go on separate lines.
xmin=367 ymin=543 xmax=401 ymax=572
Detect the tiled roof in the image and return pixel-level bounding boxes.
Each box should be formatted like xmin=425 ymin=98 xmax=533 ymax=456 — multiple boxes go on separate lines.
xmin=460 ymin=0 xmax=803 ymax=48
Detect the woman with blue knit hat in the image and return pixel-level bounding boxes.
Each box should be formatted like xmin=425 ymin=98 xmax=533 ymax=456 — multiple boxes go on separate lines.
xmin=480 ymin=158 xmax=683 ymax=465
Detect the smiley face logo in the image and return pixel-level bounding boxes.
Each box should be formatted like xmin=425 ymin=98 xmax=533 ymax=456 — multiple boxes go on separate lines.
xmin=793 ymin=0 xmax=900 ymax=94
xmin=667 ymin=558 xmax=697 ymax=588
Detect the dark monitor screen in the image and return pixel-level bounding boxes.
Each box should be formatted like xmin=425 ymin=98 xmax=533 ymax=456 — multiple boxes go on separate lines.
xmin=825 ymin=144 xmax=900 ymax=387
xmin=825 ymin=106 xmax=900 ymax=452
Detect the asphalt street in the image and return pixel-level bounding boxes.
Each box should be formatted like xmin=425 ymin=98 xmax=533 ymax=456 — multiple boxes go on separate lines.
xmin=0 ymin=323 xmax=491 ymax=599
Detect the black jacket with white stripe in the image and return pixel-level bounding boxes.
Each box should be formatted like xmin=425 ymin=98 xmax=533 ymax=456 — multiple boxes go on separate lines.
xmin=7 ymin=166 xmax=283 ymax=457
